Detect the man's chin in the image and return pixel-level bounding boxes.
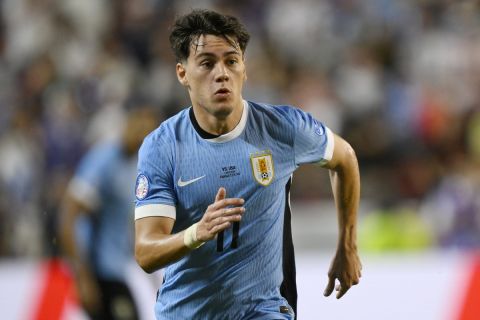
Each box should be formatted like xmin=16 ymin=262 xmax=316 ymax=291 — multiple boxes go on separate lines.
xmin=211 ymin=104 xmax=233 ymax=119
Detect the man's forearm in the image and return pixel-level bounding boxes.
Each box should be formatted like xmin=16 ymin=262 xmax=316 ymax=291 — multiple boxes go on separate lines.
xmin=135 ymin=217 xmax=209 ymax=273
xmin=135 ymin=190 xmax=244 ymax=273
xmin=135 ymin=224 xmax=192 ymax=273
xmin=329 ymin=145 xmax=360 ymax=250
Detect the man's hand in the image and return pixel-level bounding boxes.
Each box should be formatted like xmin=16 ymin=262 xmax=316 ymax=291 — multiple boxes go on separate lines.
xmin=196 ymin=187 xmax=245 ymax=242
xmin=324 ymin=248 xmax=362 ymax=299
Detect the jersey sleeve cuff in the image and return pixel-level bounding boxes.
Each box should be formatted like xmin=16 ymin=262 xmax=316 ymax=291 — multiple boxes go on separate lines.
xmin=135 ymin=204 xmax=176 ymax=220
xmin=317 ymin=127 xmax=335 ymax=166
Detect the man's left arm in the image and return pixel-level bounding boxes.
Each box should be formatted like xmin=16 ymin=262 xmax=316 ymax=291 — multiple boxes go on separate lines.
xmin=321 ymin=133 xmax=362 ymax=299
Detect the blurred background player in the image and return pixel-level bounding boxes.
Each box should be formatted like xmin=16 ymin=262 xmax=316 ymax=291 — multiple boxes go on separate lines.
xmin=59 ymin=103 xmax=159 ymax=319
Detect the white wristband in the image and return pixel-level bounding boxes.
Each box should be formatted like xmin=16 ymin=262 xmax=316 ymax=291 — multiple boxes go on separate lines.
xmin=183 ymin=223 xmax=205 ymax=249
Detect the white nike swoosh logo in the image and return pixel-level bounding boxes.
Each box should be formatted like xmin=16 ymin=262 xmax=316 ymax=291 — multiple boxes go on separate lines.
xmin=177 ymin=175 xmax=206 ymax=187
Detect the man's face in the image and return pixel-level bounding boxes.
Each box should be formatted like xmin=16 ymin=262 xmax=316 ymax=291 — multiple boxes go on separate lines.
xmin=176 ymin=34 xmax=246 ymax=119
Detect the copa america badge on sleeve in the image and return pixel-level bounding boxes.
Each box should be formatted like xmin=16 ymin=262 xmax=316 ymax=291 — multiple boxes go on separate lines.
xmin=135 ymin=174 xmax=150 ymax=200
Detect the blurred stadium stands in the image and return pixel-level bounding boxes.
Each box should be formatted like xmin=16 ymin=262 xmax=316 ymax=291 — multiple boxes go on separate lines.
xmin=1 ymin=0 xmax=480 ymax=319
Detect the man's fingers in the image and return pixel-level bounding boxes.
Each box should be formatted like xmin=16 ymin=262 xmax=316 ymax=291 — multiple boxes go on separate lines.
xmin=336 ymin=280 xmax=350 ymax=299
xmin=211 ymin=221 xmax=231 ymax=234
xmin=336 ymin=286 xmax=349 ymax=299
xmin=325 ymin=278 xmax=353 ymax=299
xmin=222 ymin=207 xmax=245 ymax=216
xmin=209 ymin=213 xmax=243 ymax=228
xmin=323 ymin=277 xmax=335 ymax=297
xmin=214 ymin=198 xmax=245 ymax=209
xmin=215 ymin=187 xmax=226 ymax=202
xmin=213 ymin=188 xmax=245 ymax=211
xmin=208 ymin=207 xmax=245 ymax=221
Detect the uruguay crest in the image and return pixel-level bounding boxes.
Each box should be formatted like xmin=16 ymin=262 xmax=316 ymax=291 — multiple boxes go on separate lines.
xmin=250 ymin=150 xmax=274 ymax=186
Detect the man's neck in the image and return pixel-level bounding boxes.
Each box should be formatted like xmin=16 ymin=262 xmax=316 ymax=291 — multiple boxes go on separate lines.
xmin=189 ymin=108 xmax=221 ymax=139
xmin=191 ymin=100 xmax=244 ymax=136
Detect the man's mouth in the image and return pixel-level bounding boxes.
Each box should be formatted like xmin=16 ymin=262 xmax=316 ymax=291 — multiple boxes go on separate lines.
xmin=215 ymin=88 xmax=231 ymax=95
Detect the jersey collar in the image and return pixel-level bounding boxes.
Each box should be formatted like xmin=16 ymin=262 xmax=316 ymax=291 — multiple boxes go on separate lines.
xmin=190 ymin=100 xmax=249 ymax=143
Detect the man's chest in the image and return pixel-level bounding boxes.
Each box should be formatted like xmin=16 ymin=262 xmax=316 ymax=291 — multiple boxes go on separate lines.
xmin=173 ymin=140 xmax=292 ymax=215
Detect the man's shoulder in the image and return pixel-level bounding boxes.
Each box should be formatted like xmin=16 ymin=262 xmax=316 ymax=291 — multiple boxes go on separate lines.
xmin=248 ymin=100 xmax=293 ymax=110
xmin=248 ymin=100 xmax=302 ymax=125
xmin=143 ymin=108 xmax=189 ymax=146
xmin=248 ymin=100 xmax=299 ymax=116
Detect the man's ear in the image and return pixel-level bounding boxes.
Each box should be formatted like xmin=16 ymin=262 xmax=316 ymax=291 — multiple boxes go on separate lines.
xmin=176 ymin=62 xmax=189 ymax=87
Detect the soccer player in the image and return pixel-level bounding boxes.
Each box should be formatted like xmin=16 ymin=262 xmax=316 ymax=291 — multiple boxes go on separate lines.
xmin=134 ymin=9 xmax=361 ymax=319
xmin=60 ymin=106 xmax=158 ymax=319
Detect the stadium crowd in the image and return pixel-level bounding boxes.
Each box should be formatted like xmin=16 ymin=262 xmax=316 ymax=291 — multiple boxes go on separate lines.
xmin=1 ymin=0 xmax=480 ymax=257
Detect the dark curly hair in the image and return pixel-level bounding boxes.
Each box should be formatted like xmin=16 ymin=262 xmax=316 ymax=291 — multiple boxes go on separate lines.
xmin=169 ymin=9 xmax=250 ymax=62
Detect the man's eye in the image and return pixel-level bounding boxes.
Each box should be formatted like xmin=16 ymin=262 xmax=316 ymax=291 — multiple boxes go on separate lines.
xmin=201 ymin=61 xmax=213 ymax=68
xmin=228 ymin=59 xmax=238 ymax=65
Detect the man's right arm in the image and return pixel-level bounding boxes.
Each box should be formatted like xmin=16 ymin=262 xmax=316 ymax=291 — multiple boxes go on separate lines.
xmin=135 ymin=216 xmax=189 ymax=273
xmin=135 ymin=187 xmax=244 ymax=273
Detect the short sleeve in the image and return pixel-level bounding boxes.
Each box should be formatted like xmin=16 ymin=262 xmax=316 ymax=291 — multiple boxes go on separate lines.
xmin=287 ymin=107 xmax=334 ymax=166
xmin=134 ymin=130 xmax=177 ymax=220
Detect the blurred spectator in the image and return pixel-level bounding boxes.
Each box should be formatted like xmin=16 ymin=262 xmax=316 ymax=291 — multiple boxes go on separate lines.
xmin=420 ymin=160 xmax=480 ymax=249
xmin=0 ymin=108 xmax=44 ymax=256
xmin=360 ymin=201 xmax=434 ymax=252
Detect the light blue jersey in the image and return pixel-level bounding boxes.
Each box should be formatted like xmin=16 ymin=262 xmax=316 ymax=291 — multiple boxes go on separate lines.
xmin=69 ymin=141 xmax=137 ymax=281
xmin=135 ymin=101 xmax=334 ymax=319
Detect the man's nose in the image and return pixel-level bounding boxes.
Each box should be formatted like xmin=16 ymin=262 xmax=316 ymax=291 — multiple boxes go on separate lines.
xmin=215 ymin=63 xmax=229 ymax=82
